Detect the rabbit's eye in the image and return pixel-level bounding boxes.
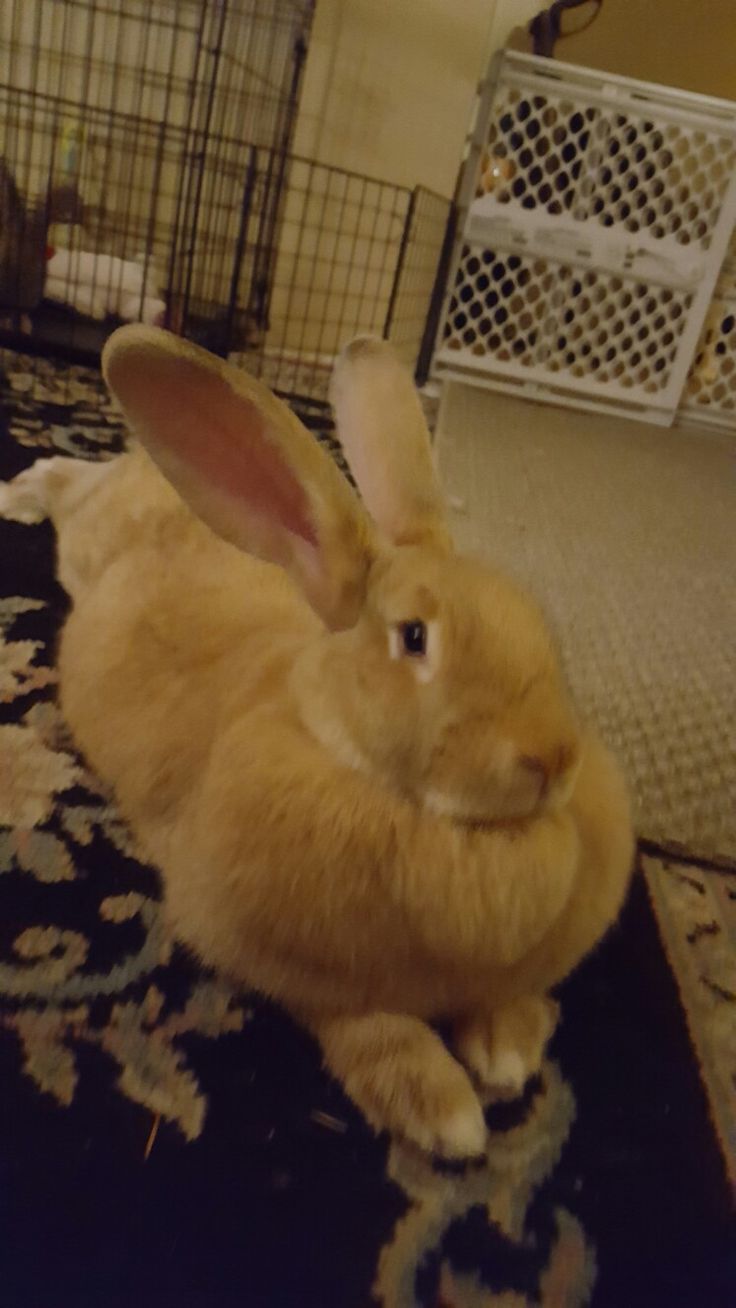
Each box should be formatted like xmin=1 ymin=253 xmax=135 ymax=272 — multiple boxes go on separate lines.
xmin=400 ymin=620 xmax=427 ymax=657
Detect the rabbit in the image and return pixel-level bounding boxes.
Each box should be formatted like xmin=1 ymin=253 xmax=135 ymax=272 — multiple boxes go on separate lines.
xmin=0 ymin=157 xmax=47 ymax=331
xmin=0 ymin=327 xmax=633 ymax=1158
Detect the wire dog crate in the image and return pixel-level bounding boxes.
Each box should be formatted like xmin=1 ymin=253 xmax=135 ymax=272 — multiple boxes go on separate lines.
xmin=246 ymin=165 xmax=451 ymax=410
xmin=0 ymin=0 xmax=452 ymax=426
xmin=0 ymin=0 xmax=313 ymax=358
xmin=434 ymin=51 xmax=736 ymax=427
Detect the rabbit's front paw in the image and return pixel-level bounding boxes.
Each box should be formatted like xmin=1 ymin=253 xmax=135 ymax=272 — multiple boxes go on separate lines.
xmin=454 ymin=995 xmax=559 ymax=1100
xmin=314 ymin=1011 xmax=486 ymax=1159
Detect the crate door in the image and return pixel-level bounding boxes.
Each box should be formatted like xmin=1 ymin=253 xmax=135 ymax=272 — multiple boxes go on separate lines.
xmin=435 ymin=52 xmax=736 ymax=425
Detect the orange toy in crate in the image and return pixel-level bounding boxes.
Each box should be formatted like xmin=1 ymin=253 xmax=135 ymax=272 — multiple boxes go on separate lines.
xmin=476 ymin=152 xmax=516 ymax=198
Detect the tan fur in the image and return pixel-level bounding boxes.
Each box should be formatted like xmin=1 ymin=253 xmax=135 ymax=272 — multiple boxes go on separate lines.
xmin=5 ymin=327 xmax=633 ymax=1156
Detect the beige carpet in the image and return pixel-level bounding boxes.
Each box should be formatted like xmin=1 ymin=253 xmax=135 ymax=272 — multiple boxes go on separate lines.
xmin=436 ymin=383 xmax=736 ymax=863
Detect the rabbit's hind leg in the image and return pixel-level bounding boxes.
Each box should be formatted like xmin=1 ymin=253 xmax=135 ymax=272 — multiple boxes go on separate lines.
xmin=0 ymin=454 xmax=123 ymax=599
xmin=0 ymin=457 xmax=61 ymax=524
xmin=0 ymin=455 xmax=113 ymax=526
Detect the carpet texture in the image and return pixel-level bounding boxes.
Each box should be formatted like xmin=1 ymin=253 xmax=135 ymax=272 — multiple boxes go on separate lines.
xmin=1 ymin=351 xmax=734 ymax=1307
xmin=436 ymin=382 xmax=736 ymax=865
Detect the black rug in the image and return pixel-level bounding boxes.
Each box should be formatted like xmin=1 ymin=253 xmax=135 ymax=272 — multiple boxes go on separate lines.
xmin=1 ymin=352 xmax=734 ymax=1308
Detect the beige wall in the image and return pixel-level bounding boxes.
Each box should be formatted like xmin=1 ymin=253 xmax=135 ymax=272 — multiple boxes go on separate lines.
xmin=553 ymin=0 xmax=736 ymax=101
xmin=293 ymin=0 xmax=544 ymax=195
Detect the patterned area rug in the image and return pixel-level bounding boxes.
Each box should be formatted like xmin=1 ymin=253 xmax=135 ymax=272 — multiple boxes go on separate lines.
xmin=1 ymin=351 xmax=734 ymax=1308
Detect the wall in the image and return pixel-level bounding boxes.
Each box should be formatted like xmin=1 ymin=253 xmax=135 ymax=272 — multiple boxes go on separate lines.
xmin=554 ymin=0 xmax=736 ymax=101
xmin=293 ymin=0 xmax=544 ymax=195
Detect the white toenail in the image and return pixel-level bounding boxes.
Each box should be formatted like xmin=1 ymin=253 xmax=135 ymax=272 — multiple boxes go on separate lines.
xmin=488 ymin=1049 xmax=525 ymax=1090
xmin=441 ymin=1103 xmax=486 ymax=1157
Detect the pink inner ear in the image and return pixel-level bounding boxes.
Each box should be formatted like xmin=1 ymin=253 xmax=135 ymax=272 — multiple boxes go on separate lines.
xmin=118 ymin=356 xmax=318 ymax=548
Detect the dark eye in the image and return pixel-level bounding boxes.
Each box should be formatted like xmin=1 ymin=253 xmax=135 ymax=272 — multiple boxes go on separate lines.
xmin=400 ymin=620 xmax=427 ymax=657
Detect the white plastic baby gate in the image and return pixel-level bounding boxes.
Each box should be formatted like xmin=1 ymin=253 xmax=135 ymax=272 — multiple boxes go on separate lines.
xmin=434 ymin=51 xmax=736 ymax=427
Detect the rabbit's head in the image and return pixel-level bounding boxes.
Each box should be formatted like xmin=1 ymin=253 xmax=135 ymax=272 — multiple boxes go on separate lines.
xmin=103 ymin=328 xmax=580 ymax=824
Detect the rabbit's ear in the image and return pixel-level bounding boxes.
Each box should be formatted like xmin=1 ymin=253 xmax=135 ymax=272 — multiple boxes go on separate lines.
xmin=330 ymin=337 xmax=451 ymax=551
xmin=102 ymin=325 xmax=378 ymax=630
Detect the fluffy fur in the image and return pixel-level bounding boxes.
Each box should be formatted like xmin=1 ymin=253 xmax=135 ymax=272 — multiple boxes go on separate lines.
xmin=0 ymin=329 xmax=633 ymax=1156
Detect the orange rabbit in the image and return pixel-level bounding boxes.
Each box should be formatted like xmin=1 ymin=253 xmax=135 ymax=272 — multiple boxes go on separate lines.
xmin=0 ymin=329 xmax=633 ymax=1156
